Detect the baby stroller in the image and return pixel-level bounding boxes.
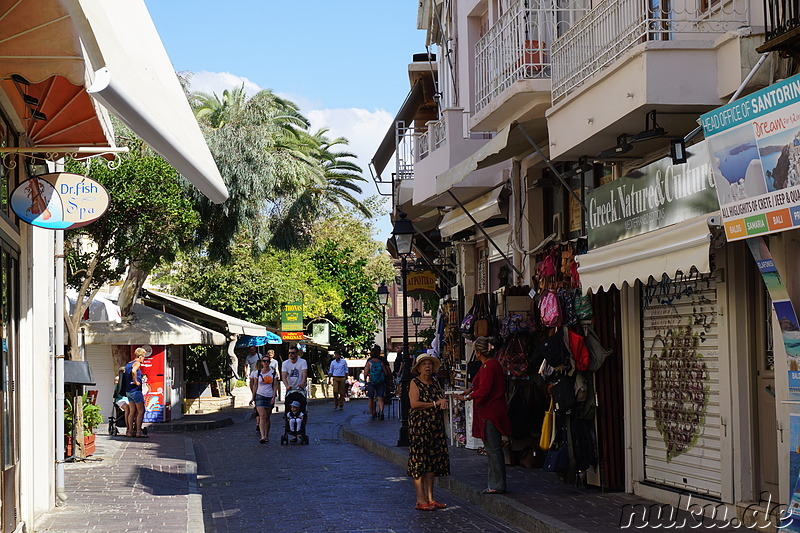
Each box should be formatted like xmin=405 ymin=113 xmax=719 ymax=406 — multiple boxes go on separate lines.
xmin=280 ymin=389 xmax=309 ymax=445
xmin=107 ymin=400 xmax=126 ymax=436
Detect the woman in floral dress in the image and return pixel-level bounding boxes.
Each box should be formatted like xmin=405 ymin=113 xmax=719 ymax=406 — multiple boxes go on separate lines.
xmin=407 ymin=354 xmax=450 ymax=511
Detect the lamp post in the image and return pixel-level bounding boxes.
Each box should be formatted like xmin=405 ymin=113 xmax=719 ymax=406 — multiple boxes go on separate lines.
xmin=377 ymin=281 xmax=389 ymax=354
xmin=392 ymin=212 xmax=414 ymax=447
xmin=411 ymin=308 xmax=422 ymax=350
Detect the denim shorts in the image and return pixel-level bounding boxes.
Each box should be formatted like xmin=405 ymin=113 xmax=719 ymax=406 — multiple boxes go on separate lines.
xmin=127 ymin=390 xmax=144 ymax=404
xmin=368 ymin=382 xmax=386 ymax=399
xmin=254 ymin=394 xmax=274 ymax=409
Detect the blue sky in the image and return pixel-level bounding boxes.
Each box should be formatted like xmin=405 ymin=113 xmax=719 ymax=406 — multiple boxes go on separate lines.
xmin=145 ymin=1 xmax=428 ymax=239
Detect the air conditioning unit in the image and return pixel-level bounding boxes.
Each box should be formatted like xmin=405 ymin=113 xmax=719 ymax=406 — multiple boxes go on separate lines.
xmin=552 ymin=213 xmax=563 ymax=242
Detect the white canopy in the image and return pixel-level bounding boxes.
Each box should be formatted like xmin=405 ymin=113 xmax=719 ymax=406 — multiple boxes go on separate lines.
xmin=64 ymin=0 xmax=228 ymax=204
xmin=81 ymin=303 xmax=226 ymax=346
xmin=576 ymin=216 xmax=712 ymax=293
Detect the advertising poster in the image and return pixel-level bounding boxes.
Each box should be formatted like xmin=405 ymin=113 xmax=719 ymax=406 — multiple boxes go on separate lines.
xmin=281 ymin=302 xmax=304 ymax=331
xmin=701 ymin=74 xmax=800 ymax=241
xmin=785 ymin=414 xmax=800 ymax=531
xmin=133 ymin=344 xmax=166 ymax=423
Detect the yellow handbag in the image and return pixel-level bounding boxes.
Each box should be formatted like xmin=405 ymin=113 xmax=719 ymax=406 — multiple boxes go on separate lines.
xmin=539 ymin=398 xmax=555 ymax=451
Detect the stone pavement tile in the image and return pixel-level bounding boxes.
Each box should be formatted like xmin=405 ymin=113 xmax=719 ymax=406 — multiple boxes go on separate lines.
xmin=343 ymin=410 xmax=745 ymax=533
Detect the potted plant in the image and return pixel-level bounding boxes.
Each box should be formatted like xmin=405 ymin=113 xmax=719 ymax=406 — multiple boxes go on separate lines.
xmin=65 ymin=392 xmax=104 ymax=456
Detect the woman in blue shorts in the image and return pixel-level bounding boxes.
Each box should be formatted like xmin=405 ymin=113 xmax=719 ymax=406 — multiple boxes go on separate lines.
xmin=124 ymin=348 xmax=147 ymax=437
xmin=249 ymin=356 xmax=277 ymax=443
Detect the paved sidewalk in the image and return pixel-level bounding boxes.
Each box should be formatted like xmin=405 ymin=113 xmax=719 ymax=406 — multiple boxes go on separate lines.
xmin=341 ymin=407 xmax=749 ymax=533
xmin=33 ymin=425 xmax=210 ymax=533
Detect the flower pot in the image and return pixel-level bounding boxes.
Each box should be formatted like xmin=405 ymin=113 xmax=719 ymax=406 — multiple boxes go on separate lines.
xmin=65 ymin=434 xmax=96 ymax=457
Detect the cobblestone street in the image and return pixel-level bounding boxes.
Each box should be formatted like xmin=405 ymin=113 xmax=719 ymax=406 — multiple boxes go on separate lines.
xmin=193 ymin=401 xmax=524 ymax=533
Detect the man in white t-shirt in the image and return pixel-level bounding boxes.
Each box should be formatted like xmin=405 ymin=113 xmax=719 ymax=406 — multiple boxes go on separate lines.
xmin=243 ymin=346 xmax=260 ymax=379
xmin=281 ymin=345 xmax=308 ymax=392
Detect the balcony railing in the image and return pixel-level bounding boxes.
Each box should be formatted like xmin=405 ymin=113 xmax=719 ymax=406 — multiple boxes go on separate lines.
xmin=395 ymin=121 xmax=419 ymax=180
xmin=475 ymin=0 xmax=589 ymax=112
xmin=551 ymin=0 xmax=749 ymax=102
xmin=763 ymin=0 xmax=800 ymax=46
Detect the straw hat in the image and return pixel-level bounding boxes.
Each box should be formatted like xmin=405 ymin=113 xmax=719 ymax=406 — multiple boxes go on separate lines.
xmin=411 ymin=354 xmax=441 ymax=374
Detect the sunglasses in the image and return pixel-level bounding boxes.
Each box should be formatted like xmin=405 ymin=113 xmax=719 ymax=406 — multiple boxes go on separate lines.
xmin=261 ymin=359 xmax=269 ymax=362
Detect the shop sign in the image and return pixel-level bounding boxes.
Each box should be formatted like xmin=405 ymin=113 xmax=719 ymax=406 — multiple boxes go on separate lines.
xmin=10 ymin=172 xmax=109 ymax=230
xmin=281 ymin=302 xmax=303 ymax=331
xmin=310 ymin=322 xmax=329 ymax=345
xmin=701 ymin=73 xmax=800 ymax=242
xmin=586 ymin=145 xmax=718 ymax=249
xmin=406 ymin=270 xmax=436 ymax=293
xmin=280 ymin=331 xmax=303 ymax=341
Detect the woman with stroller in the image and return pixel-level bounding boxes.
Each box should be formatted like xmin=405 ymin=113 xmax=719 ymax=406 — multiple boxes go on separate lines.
xmin=407 ymin=353 xmax=449 ymax=511
xmin=249 ymin=354 xmax=277 ymax=444
xmin=124 ymin=348 xmax=147 ymax=438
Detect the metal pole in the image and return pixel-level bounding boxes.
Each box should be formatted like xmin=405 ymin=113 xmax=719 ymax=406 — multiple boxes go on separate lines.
xmin=397 ymin=255 xmax=411 ymax=447
xmin=382 ymin=306 xmax=387 ymax=355
xmin=55 ymin=230 xmax=67 ymax=503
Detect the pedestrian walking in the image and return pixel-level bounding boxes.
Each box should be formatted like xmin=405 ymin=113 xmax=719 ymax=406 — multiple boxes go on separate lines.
xmin=281 ymin=345 xmax=308 ymax=392
xmin=364 ymin=345 xmax=391 ymax=420
xmin=124 ymin=348 xmax=147 ymax=438
xmin=407 ymin=353 xmax=449 ymax=511
xmin=250 ymin=355 xmax=277 ymax=444
xmin=456 ymin=336 xmax=511 ymax=494
xmin=328 ymin=350 xmax=349 ymax=410
xmin=243 ymin=346 xmax=260 ymax=380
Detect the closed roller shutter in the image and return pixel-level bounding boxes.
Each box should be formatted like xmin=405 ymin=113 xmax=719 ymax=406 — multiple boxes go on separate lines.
xmin=85 ymin=345 xmax=116 ymax=418
xmin=641 ymin=270 xmax=722 ymax=498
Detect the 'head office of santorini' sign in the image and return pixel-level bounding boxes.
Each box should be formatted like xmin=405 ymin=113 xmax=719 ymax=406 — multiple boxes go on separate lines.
xmin=586 ymin=143 xmax=719 ymax=249
xmin=10 ymin=173 xmax=109 ymax=230
xmin=701 ymin=73 xmax=800 ymax=242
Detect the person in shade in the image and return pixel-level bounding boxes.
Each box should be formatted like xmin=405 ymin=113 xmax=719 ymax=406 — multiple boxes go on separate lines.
xmin=364 ymin=345 xmax=391 ymax=420
xmin=124 ymin=348 xmax=148 ymax=438
xmin=407 ymin=354 xmax=449 ymax=511
xmin=456 ymin=336 xmax=512 ymax=494
xmin=327 ymin=350 xmax=349 ymax=410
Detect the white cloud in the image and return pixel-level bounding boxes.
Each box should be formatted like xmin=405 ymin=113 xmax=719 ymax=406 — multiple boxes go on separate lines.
xmin=186 ymin=71 xmax=262 ymax=97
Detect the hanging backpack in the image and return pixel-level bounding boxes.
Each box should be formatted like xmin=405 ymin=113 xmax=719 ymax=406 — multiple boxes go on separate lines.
xmin=567 ymin=328 xmax=590 ymax=372
xmin=459 ymin=302 xmax=477 ymax=340
xmin=539 ymin=289 xmax=562 ymax=328
xmin=540 ymin=330 xmax=570 ymax=368
xmin=583 ymin=324 xmax=613 ymax=372
xmin=574 ymin=291 xmax=593 ymax=320
xmin=558 ymin=288 xmax=578 ymax=327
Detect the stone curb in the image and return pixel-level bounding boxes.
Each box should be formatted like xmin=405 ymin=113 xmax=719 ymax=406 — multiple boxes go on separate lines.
xmin=145 ymin=417 xmax=234 ymax=433
xmin=184 ymin=437 xmax=204 ymax=533
xmin=340 ymin=417 xmax=583 ymax=533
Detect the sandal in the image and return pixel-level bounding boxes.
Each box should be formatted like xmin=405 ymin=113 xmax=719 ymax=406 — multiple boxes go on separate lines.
xmin=135 ymin=433 xmax=149 ymax=439
xmin=477 ymin=447 xmax=487 ymax=456
xmin=430 ymin=501 xmax=447 ymax=509
xmin=482 ymin=488 xmax=505 ymax=494
xmin=414 ymin=503 xmax=435 ymax=511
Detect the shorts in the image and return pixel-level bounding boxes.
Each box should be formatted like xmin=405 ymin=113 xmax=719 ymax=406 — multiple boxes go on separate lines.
xmin=368 ymin=382 xmax=386 ymax=399
xmin=254 ymin=394 xmax=274 ymax=409
xmin=127 ymin=390 xmax=144 ymax=404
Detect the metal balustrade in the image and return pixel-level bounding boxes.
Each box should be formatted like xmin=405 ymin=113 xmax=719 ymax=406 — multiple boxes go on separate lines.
xmin=395 ymin=121 xmax=419 ymax=180
xmin=475 ymin=0 xmax=589 ymax=112
xmin=551 ymin=0 xmax=749 ymax=102
xmin=763 ymin=0 xmax=800 ymax=45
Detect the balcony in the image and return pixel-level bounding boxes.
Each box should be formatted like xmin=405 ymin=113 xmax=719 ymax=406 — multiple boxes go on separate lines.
xmin=472 ymin=0 xmax=588 ymax=131
xmin=759 ymin=0 xmax=800 ymax=53
xmin=551 ymin=0 xmax=749 ymax=102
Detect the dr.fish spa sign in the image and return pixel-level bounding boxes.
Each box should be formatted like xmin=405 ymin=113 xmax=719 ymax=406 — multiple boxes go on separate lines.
xmin=701 ymin=73 xmax=800 ymax=241
xmin=10 ymin=172 xmax=109 ymax=229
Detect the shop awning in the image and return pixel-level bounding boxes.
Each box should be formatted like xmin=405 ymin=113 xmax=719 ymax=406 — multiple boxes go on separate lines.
xmin=371 ymin=81 xmax=424 ymax=177
xmin=142 ymin=289 xmax=267 ymax=337
xmin=65 ymin=0 xmax=228 ymax=204
xmin=81 ymin=303 xmax=226 ymax=346
xmin=576 ymin=217 xmax=712 ymax=293
xmin=439 ymin=186 xmax=504 ymax=239
xmin=435 ymin=119 xmax=540 ymax=195
xmin=236 ymin=332 xmax=283 ymax=347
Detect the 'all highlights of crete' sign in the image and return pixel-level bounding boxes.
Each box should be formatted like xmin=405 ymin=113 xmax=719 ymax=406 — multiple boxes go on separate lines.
xmin=701 ymin=73 xmax=800 ymax=241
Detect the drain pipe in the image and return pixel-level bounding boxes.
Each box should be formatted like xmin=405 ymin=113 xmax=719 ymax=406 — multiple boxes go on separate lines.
xmin=55 ymin=230 xmax=67 ymax=504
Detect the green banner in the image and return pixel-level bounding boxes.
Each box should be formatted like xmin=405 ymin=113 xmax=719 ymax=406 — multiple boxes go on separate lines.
xmin=586 ymin=143 xmax=719 ymax=249
xmin=281 ymin=302 xmax=304 ymax=332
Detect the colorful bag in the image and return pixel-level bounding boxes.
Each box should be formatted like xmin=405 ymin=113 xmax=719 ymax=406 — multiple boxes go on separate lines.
xmin=497 ymin=333 xmax=529 ymax=378
xmin=539 ymin=398 xmax=555 ymax=451
xmin=574 ymin=291 xmax=593 ymax=320
xmin=539 ymin=289 xmax=561 ymax=328
xmin=567 ymin=328 xmax=590 ymax=371
xmin=558 ymin=288 xmax=578 ymax=327
xmin=459 ymin=313 xmax=476 ymax=339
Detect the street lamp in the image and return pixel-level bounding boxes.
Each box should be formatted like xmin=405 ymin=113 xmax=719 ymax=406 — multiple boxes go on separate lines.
xmin=411 ymin=308 xmax=422 ymax=349
xmin=392 ymin=212 xmax=414 ymax=447
xmin=377 ymin=281 xmax=389 ymax=354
